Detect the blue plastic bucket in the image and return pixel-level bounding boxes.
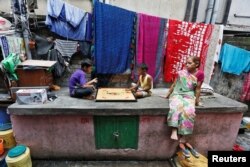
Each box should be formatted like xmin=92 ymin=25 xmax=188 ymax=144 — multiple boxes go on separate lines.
xmin=0 ymin=151 xmax=7 ymax=167
xmin=0 ymin=158 xmax=7 ymax=167
xmin=0 ymin=107 xmax=10 ymax=124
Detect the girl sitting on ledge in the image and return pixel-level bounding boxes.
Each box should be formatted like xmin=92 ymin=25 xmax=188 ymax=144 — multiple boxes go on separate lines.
xmin=165 ymin=56 xmax=204 ymax=158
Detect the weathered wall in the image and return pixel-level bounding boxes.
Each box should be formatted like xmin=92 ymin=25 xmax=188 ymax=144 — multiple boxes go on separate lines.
xmin=210 ymin=64 xmax=245 ymax=100
xmin=0 ymin=0 xmax=93 ymax=14
xmin=1 ymin=0 xmax=250 ymax=31
xmin=223 ymin=36 xmax=250 ymax=50
xmin=109 ymin=0 xmax=187 ymax=20
xmin=227 ymin=0 xmax=250 ymax=26
xmin=0 ymin=0 xmax=227 ymax=23
xmin=11 ymin=112 xmax=242 ymax=159
xmin=210 ymin=36 xmax=250 ymax=112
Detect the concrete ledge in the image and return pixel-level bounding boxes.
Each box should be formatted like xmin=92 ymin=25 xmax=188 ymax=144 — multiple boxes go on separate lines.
xmin=7 ymin=88 xmax=248 ymax=115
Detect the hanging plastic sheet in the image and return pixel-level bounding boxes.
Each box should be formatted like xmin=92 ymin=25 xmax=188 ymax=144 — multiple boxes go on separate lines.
xmin=46 ymin=0 xmax=88 ymax=41
xmin=1 ymin=53 xmax=21 ymax=80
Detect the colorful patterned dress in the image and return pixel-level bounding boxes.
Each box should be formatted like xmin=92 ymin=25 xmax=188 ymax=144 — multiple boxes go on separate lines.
xmin=167 ymin=69 xmax=199 ymax=135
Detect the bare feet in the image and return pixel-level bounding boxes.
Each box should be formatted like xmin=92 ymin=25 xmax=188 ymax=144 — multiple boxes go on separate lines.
xmin=185 ymin=142 xmax=193 ymax=149
xmin=179 ymin=143 xmax=185 ymax=150
xmin=83 ymin=95 xmax=95 ymax=100
xmin=170 ymin=129 xmax=178 ymax=140
xmin=179 ymin=136 xmax=186 ymax=143
xmin=179 ymin=142 xmax=191 ymax=158
xmin=185 ymin=143 xmax=199 ymax=158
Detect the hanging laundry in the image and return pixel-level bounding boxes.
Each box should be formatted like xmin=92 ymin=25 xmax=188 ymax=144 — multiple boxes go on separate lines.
xmin=93 ymin=0 xmax=104 ymax=5
xmin=46 ymin=0 xmax=88 ymax=41
xmin=65 ymin=3 xmax=86 ymax=28
xmin=219 ymin=43 xmax=250 ymax=75
xmin=79 ymin=41 xmax=91 ymax=58
xmin=6 ymin=36 xmax=24 ymax=55
xmin=0 ymin=36 xmax=24 ymax=59
xmin=85 ymin=13 xmax=93 ymax=42
xmin=11 ymin=0 xmax=27 ymax=15
xmin=241 ymin=73 xmax=250 ymax=102
xmin=204 ymin=25 xmax=224 ymax=84
xmin=214 ymin=25 xmax=224 ymax=62
xmin=27 ymin=0 xmax=38 ymax=11
xmin=154 ymin=19 xmax=167 ymax=82
xmin=130 ymin=16 xmax=137 ymax=61
xmin=94 ymin=2 xmax=135 ymax=74
xmin=47 ymin=49 xmax=65 ymax=78
xmin=54 ymin=39 xmax=78 ymax=59
xmin=31 ymin=34 xmax=54 ymax=60
xmin=47 ymin=0 xmax=64 ymax=17
xmin=137 ymin=14 xmax=160 ymax=72
xmin=137 ymin=13 xmax=165 ymax=80
xmin=164 ymin=19 xmax=213 ymax=82
xmin=0 ymin=36 xmax=9 ymax=58
xmin=130 ymin=16 xmax=138 ymax=80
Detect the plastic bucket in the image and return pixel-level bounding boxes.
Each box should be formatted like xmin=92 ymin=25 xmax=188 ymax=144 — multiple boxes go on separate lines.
xmin=0 ymin=124 xmax=16 ymax=149
xmin=0 ymin=108 xmax=10 ymax=124
xmin=0 ymin=158 xmax=7 ymax=167
xmin=6 ymin=146 xmax=32 ymax=167
xmin=0 ymin=138 xmax=4 ymax=155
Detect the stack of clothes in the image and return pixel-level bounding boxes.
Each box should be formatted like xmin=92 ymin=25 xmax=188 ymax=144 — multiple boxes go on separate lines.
xmin=200 ymin=83 xmax=214 ymax=96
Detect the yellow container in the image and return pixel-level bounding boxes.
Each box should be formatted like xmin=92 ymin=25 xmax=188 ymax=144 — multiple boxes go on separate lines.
xmin=6 ymin=147 xmax=32 ymax=167
xmin=0 ymin=129 xmax=16 ymax=149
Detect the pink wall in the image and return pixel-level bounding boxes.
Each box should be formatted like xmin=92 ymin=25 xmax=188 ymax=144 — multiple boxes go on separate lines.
xmin=11 ymin=112 xmax=242 ymax=160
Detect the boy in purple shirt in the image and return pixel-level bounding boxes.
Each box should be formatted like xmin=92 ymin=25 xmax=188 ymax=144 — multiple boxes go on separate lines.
xmin=69 ymin=59 xmax=97 ymax=99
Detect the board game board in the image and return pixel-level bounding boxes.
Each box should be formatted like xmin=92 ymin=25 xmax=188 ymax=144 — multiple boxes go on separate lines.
xmin=95 ymin=88 xmax=137 ymax=102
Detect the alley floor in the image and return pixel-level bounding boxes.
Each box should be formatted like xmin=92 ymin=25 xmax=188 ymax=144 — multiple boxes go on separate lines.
xmin=32 ymin=161 xmax=171 ymax=167
xmin=235 ymin=130 xmax=250 ymax=151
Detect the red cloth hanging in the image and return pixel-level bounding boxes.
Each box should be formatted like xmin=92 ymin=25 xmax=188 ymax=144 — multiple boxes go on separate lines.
xmin=241 ymin=73 xmax=250 ymax=102
xmin=164 ymin=19 xmax=213 ymax=82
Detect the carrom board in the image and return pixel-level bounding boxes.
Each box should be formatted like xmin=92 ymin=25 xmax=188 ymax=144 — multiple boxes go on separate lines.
xmin=95 ymin=88 xmax=137 ymax=102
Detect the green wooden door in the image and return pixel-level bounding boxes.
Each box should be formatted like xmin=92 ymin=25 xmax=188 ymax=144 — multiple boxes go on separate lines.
xmin=94 ymin=116 xmax=139 ymax=149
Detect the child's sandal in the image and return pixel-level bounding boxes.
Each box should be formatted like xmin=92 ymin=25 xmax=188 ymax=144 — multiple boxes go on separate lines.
xmin=189 ymin=148 xmax=199 ymax=158
xmin=182 ymin=148 xmax=191 ymax=158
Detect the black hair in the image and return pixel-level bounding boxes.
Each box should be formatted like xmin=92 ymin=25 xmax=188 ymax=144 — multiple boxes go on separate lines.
xmin=81 ymin=59 xmax=92 ymax=68
xmin=137 ymin=63 xmax=148 ymax=71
